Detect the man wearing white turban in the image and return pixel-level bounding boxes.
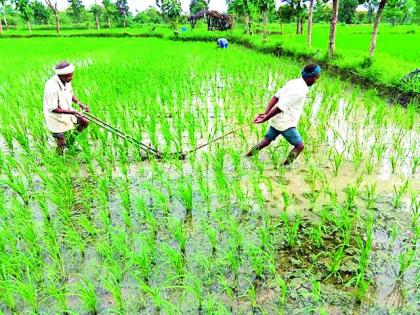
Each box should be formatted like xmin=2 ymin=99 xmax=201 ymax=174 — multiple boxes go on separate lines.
xmin=43 ymin=61 xmax=90 ymax=155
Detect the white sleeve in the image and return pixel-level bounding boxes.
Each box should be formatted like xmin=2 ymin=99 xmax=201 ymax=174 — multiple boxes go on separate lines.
xmin=43 ymin=85 xmax=59 ymax=112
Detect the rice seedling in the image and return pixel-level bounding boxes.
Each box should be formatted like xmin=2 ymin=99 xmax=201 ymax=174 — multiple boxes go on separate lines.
xmin=75 ymin=277 xmax=98 ymax=315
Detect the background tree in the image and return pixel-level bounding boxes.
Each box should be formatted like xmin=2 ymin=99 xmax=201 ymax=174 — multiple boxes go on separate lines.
xmin=67 ymin=0 xmax=84 ymax=23
xmin=227 ymin=0 xmax=254 ymax=35
xmin=281 ymin=0 xmax=307 ymax=35
xmin=364 ymin=0 xmax=378 ymax=22
xmin=383 ymin=0 xmax=414 ymax=25
xmin=0 ymin=0 xmax=10 ymax=31
xmin=189 ymin=0 xmax=208 ymax=15
xmin=307 ymin=0 xmax=314 ymax=46
xmin=338 ymin=0 xmax=362 ymax=23
xmin=369 ymin=0 xmax=387 ymax=57
xmin=134 ymin=6 xmax=163 ymax=24
xmin=115 ymin=0 xmax=129 ymax=27
xmin=328 ymin=0 xmax=339 ymax=57
xmin=14 ymin=0 xmax=33 ymax=32
xmin=31 ymin=0 xmax=49 ymax=24
xmin=313 ymin=0 xmax=332 ymax=22
xmin=257 ymin=0 xmax=275 ymax=41
xmin=90 ymin=0 xmax=102 ymax=29
xmin=44 ymin=0 xmax=60 ymax=33
xmin=155 ymin=0 xmax=182 ymax=32
xmin=102 ymin=0 xmax=116 ymax=28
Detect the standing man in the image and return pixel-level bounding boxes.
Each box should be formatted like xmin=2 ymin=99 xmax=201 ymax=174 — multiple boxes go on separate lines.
xmin=43 ymin=62 xmax=90 ymax=155
xmin=247 ymin=64 xmax=321 ymax=166
xmin=217 ymin=38 xmax=229 ymax=49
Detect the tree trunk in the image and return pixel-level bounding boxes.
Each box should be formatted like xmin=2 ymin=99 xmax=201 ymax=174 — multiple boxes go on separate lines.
xmin=107 ymin=17 xmax=111 ymax=29
xmin=55 ymin=12 xmax=60 ymax=34
xmin=296 ymin=16 xmax=303 ymax=34
xmin=27 ymin=20 xmax=32 ymax=33
xmin=244 ymin=14 xmax=250 ymax=35
xmin=262 ymin=8 xmax=268 ymax=42
xmin=3 ymin=10 xmax=8 ymax=30
xmin=0 ymin=18 xmax=3 ymax=35
xmin=307 ymin=0 xmax=314 ymax=47
xmin=95 ymin=14 xmax=100 ymax=29
xmin=328 ymin=0 xmax=339 ymax=58
xmin=123 ymin=19 xmax=126 ymax=28
xmin=369 ymin=0 xmax=387 ymax=58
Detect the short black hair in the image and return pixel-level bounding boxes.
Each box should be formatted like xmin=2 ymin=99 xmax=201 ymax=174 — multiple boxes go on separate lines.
xmin=55 ymin=61 xmax=70 ymax=69
xmin=303 ymin=64 xmax=318 ymax=73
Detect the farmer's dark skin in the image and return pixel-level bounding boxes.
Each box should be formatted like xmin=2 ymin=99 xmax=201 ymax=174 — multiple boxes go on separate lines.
xmin=247 ymin=74 xmax=320 ymax=165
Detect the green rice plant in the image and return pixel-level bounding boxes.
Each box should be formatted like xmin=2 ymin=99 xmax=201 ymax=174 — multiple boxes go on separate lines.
xmin=168 ymin=219 xmax=188 ymax=256
xmin=177 ymin=177 xmax=193 ymax=215
xmin=245 ymin=278 xmax=260 ymax=312
xmin=226 ymin=249 xmax=241 ymax=287
xmin=137 ymin=281 xmax=179 ymax=314
xmin=201 ymin=221 xmax=218 ymax=254
xmin=162 ymin=244 xmax=185 ymax=279
xmin=247 ymin=245 xmax=265 ymax=281
xmin=182 ymin=274 xmax=205 ymax=313
xmin=410 ymin=192 xmax=419 ymax=230
xmin=391 ymin=180 xmax=409 ymax=209
xmin=397 ymin=245 xmax=416 ymax=280
xmin=75 ymin=277 xmax=98 ymax=315
xmin=103 ymin=267 xmax=124 ymax=313
xmin=129 ymin=234 xmax=156 ymax=284
xmin=135 ymin=196 xmax=158 ymax=237
xmin=281 ymin=212 xmax=301 ymax=248
xmin=326 ymin=246 xmax=345 ymax=280
xmin=330 ymin=149 xmax=345 ymax=177
xmin=351 ymin=141 xmax=364 ymax=171
xmin=273 ymin=274 xmax=288 ymax=312
xmin=308 ymin=223 xmax=324 ymax=249
xmin=365 ymin=183 xmax=378 ymax=209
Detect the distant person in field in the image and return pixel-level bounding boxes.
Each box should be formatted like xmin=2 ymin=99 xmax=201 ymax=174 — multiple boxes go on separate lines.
xmin=43 ymin=62 xmax=90 ymax=155
xmin=246 ymin=64 xmax=321 ymax=165
xmin=217 ymin=38 xmax=228 ymax=48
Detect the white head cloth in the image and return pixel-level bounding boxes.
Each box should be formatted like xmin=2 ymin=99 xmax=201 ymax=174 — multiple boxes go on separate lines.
xmin=55 ymin=64 xmax=75 ymax=75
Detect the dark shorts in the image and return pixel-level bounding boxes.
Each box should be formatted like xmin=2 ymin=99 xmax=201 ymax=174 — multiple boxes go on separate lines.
xmin=51 ymin=117 xmax=86 ymax=139
xmin=52 ymin=132 xmax=66 ymax=139
xmin=265 ymin=126 xmax=303 ymax=146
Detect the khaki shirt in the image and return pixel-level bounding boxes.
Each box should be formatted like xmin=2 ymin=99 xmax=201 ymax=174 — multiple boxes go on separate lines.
xmin=270 ymin=77 xmax=309 ymax=131
xmin=43 ymin=75 xmax=77 ymax=133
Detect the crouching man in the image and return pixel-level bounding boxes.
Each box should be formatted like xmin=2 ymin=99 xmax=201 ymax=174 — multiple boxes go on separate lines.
xmin=43 ymin=62 xmax=90 ymax=155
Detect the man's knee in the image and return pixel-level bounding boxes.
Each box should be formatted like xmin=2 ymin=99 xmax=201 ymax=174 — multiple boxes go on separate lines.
xmin=295 ymin=142 xmax=304 ymax=152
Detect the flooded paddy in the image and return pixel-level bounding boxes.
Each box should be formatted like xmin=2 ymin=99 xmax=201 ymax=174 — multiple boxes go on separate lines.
xmin=0 ymin=38 xmax=418 ymax=314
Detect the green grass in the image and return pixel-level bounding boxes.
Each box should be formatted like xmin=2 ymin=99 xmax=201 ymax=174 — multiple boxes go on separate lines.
xmin=0 ymin=37 xmax=418 ymax=313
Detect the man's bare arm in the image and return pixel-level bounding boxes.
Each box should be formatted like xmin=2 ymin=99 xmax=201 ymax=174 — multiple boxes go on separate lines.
xmin=264 ymin=96 xmax=279 ymax=115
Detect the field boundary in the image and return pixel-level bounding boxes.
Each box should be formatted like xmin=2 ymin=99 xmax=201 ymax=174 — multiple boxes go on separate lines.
xmin=1 ymin=32 xmax=418 ymax=106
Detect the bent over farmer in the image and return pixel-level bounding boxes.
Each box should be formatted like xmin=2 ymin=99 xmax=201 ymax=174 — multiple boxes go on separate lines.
xmin=217 ymin=38 xmax=228 ymax=48
xmin=43 ymin=62 xmax=90 ymax=155
xmin=246 ymin=64 xmax=321 ymax=165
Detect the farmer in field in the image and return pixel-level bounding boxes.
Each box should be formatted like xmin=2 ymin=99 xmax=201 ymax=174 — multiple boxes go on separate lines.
xmin=43 ymin=62 xmax=90 ymax=155
xmin=246 ymin=64 xmax=321 ymax=165
xmin=217 ymin=38 xmax=228 ymax=48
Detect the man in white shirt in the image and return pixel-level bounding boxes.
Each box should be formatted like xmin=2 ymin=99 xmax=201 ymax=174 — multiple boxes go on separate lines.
xmin=43 ymin=62 xmax=90 ymax=155
xmin=246 ymin=64 xmax=321 ymax=165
